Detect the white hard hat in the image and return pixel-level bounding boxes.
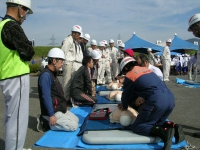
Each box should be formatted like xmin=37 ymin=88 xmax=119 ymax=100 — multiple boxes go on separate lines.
xmin=109 ymin=39 xmax=114 ymax=43
xmin=120 ymin=57 xmax=136 ymax=71
xmin=47 ymin=48 xmax=65 ymax=60
xmin=83 ymin=33 xmax=90 ymax=41
xmin=80 ymin=32 xmax=84 ymax=38
xmin=71 ymin=25 xmax=82 ymax=33
xmin=188 ymin=13 xmax=200 ymax=31
xmin=6 ymin=0 xmax=33 ymax=14
xmin=119 ymin=115 xmax=132 ymax=127
xmin=115 ymin=93 xmax=122 ymax=102
xmin=118 ymin=43 xmax=125 ymax=48
xmin=91 ymin=39 xmax=97 ymax=46
xmin=103 ymin=40 xmax=108 ymax=45
xmin=166 ymin=38 xmax=172 ymax=43
xmin=99 ymin=41 xmax=105 ymax=47
xmin=91 ymin=50 xmax=101 ymax=59
xmin=147 ymin=48 xmax=152 ymax=51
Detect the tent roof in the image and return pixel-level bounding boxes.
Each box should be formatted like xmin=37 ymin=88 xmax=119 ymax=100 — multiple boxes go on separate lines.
xmin=124 ymin=33 xmax=164 ymax=54
xmin=170 ymin=34 xmax=198 ymax=51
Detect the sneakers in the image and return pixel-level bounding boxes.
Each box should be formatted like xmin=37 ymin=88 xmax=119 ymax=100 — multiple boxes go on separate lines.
xmin=70 ymin=98 xmax=79 ymax=108
xmin=37 ymin=114 xmax=50 ymax=132
xmin=23 ymin=148 xmax=32 ymax=150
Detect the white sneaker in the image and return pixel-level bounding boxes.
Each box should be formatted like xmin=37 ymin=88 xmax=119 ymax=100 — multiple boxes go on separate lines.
xmin=164 ymin=79 xmax=169 ymax=82
xmin=70 ymin=98 xmax=79 ymax=108
xmin=23 ymin=148 xmax=32 ymax=150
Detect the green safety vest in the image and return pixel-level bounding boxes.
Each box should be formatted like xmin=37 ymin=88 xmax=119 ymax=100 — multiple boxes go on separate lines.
xmin=0 ymin=19 xmax=30 ymax=80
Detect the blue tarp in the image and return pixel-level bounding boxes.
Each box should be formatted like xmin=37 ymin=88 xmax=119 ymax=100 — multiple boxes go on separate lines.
xmin=34 ymin=106 xmax=188 ymax=150
xmin=176 ymin=78 xmax=200 ymax=88
xmin=170 ymin=35 xmax=198 ymax=53
xmin=124 ymin=33 xmax=164 ymax=54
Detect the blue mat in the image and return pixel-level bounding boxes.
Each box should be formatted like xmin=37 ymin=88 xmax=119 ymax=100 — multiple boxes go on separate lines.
xmin=34 ymin=106 xmax=188 ymax=149
xmin=176 ymin=78 xmax=200 ymax=88
xmin=97 ymin=95 xmax=121 ymax=104
xmin=96 ymin=85 xmax=108 ymax=92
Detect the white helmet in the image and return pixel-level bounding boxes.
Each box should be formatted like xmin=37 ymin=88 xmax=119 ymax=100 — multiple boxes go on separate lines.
xmin=119 ymin=115 xmax=132 ymax=127
xmin=99 ymin=41 xmax=105 ymax=47
xmin=120 ymin=57 xmax=136 ymax=71
xmin=115 ymin=93 xmax=122 ymax=102
xmin=147 ymin=48 xmax=152 ymax=51
xmin=6 ymin=0 xmax=33 ymax=14
xmin=91 ymin=50 xmax=101 ymax=59
xmin=109 ymin=39 xmax=114 ymax=43
xmin=166 ymin=38 xmax=172 ymax=43
xmin=47 ymin=48 xmax=65 ymax=60
xmin=188 ymin=13 xmax=200 ymax=31
xmin=83 ymin=33 xmax=90 ymax=41
xmin=91 ymin=39 xmax=97 ymax=46
xmin=71 ymin=25 xmax=82 ymax=33
xmin=103 ymin=40 xmax=108 ymax=45
xmin=118 ymin=43 xmax=125 ymax=48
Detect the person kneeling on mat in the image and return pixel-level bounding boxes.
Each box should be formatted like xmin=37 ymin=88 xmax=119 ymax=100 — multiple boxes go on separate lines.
xmin=37 ymin=48 xmax=79 ymax=132
xmin=70 ymin=56 xmax=97 ymax=105
xmin=118 ymin=57 xmax=185 ymax=150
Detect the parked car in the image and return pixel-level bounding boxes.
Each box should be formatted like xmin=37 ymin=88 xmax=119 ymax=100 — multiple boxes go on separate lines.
xmin=40 ymin=57 xmax=63 ymax=75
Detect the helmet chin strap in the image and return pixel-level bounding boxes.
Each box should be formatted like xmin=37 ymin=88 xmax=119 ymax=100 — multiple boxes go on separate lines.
xmin=17 ymin=5 xmax=25 ymax=24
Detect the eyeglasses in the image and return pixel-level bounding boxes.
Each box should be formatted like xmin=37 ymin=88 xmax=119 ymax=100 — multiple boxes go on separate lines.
xmin=21 ymin=6 xmax=30 ymax=15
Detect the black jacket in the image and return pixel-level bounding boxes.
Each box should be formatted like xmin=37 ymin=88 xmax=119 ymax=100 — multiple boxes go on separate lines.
xmin=2 ymin=15 xmax=35 ymax=61
xmin=80 ymin=42 xmax=89 ymax=57
xmin=71 ymin=66 xmax=92 ymax=95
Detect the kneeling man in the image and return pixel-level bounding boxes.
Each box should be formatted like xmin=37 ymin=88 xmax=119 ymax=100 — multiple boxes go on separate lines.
xmin=71 ymin=56 xmax=97 ymax=105
xmin=37 ymin=48 xmax=79 ymax=132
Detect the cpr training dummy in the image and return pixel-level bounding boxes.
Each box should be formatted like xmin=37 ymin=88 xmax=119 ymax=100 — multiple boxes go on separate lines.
xmin=109 ymin=105 xmax=138 ymax=126
xmin=106 ymin=76 xmax=124 ymax=90
xmin=107 ymin=91 xmax=123 ymax=101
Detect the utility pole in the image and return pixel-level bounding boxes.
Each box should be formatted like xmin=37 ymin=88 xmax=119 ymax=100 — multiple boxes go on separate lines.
xmin=47 ymin=34 xmax=58 ymax=46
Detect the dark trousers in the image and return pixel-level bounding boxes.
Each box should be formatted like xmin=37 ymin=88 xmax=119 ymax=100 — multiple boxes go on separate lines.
xmin=131 ymin=89 xmax=174 ymax=136
xmin=71 ymin=91 xmax=97 ymax=105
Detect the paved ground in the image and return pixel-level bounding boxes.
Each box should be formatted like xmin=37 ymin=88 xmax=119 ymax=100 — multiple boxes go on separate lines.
xmin=0 ymin=74 xmax=200 ymax=150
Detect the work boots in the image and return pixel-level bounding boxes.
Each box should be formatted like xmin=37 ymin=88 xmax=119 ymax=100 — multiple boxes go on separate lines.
xmin=163 ymin=121 xmax=185 ymax=144
xmin=150 ymin=126 xmax=174 ymax=150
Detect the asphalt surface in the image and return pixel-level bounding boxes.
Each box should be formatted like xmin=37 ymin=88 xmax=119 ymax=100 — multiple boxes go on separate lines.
xmin=0 ymin=74 xmax=200 ymax=150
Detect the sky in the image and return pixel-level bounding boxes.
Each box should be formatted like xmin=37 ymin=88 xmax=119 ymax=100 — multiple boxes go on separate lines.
xmin=1 ymin=0 xmax=200 ymax=46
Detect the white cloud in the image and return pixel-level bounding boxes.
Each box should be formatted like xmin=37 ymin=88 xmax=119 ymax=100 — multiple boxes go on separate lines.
xmin=0 ymin=0 xmax=200 ymax=46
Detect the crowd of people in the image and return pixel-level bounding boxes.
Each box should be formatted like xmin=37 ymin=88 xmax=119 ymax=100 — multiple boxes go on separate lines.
xmin=1 ymin=0 xmax=200 ymax=150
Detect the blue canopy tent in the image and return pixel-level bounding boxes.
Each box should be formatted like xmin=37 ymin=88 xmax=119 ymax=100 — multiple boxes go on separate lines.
xmin=170 ymin=34 xmax=198 ymax=53
xmin=124 ymin=33 xmax=164 ymax=54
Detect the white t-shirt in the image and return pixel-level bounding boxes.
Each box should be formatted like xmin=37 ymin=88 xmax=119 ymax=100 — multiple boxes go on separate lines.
xmin=148 ymin=64 xmax=163 ymax=81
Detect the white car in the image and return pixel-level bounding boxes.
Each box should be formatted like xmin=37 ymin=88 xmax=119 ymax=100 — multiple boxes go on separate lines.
xmin=40 ymin=57 xmax=63 ymax=75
